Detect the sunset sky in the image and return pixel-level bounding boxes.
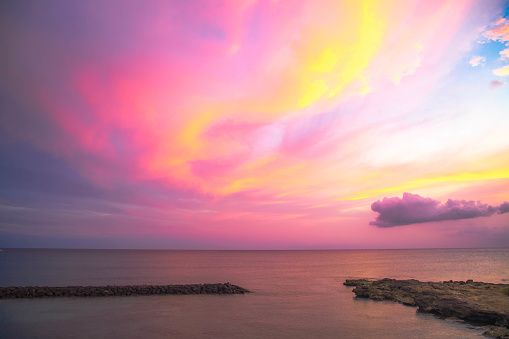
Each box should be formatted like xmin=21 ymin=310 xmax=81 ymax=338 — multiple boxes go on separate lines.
xmin=1 ymin=0 xmax=508 ymax=249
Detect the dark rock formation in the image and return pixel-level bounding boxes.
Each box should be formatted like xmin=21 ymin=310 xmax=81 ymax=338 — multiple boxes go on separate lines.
xmin=0 ymin=283 xmax=249 ymax=299
xmin=344 ymin=278 xmax=509 ymax=339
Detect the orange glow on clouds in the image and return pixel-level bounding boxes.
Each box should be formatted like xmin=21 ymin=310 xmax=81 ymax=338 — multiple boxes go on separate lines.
xmin=33 ymin=0 xmax=509 ymax=200
xmin=1 ymin=0 xmax=509 ymax=249
xmin=54 ymin=0 xmax=479 ymax=196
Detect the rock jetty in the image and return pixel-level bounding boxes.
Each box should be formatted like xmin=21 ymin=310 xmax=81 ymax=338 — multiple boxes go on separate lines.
xmin=0 ymin=283 xmax=249 ymax=299
xmin=344 ymin=278 xmax=509 ymax=339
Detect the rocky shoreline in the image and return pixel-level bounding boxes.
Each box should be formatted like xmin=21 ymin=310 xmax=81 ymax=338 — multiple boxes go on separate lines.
xmin=344 ymin=278 xmax=509 ymax=339
xmin=0 ymin=283 xmax=249 ymax=299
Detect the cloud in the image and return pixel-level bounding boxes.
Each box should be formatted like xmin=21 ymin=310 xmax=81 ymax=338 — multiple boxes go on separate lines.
xmin=484 ymin=18 xmax=509 ymax=42
xmin=500 ymin=202 xmax=509 ymax=214
xmin=500 ymin=47 xmax=509 ymax=60
xmin=494 ymin=65 xmax=509 ymax=76
xmin=370 ymin=193 xmax=509 ymax=227
xmin=469 ymin=55 xmax=485 ymax=67
xmin=483 ymin=17 xmax=509 ymax=76
xmin=490 ymin=80 xmax=506 ymax=87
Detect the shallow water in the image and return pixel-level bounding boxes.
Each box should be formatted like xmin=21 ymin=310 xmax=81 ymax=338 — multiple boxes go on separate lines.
xmin=1 ymin=248 xmax=507 ymax=338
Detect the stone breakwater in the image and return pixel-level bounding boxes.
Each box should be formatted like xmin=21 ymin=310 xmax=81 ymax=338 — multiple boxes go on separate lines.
xmin=344 ymin=278 xmax=509 ymax=339
xmin=0 ymin=283 xmax=249 ymax=299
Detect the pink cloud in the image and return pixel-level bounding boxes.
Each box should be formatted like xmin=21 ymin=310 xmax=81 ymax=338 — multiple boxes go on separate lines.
xmin=484 ymin=18 xmax=509 ymax=42
xmin=469 ymin=55 xmax=485 ymax=67
xmin=1 ymin=0 xmax=486 ymax=197
xmin=2 ymin=0 xmax=509 ymax=250
xmin=490 ymin=80 xmax=506 ymax=87
xmin=205 ymin=119 xmax=266 ymax=139
xmin=370 ymin=193 xmax=509 ymax=227
xmin=190 ymin=153 xmax=249 ymax=179
xmin=501 ymin=47 xmax=509 ymax=60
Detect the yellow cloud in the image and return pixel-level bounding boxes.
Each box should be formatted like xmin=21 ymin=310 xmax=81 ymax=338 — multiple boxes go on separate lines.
xmin=494 ymin=65 xmax=509 ymax=76
xmin=339 ymin=168 xmax=509 ymax=201
xmin=296 ymin=0 xmax=385 ymax=108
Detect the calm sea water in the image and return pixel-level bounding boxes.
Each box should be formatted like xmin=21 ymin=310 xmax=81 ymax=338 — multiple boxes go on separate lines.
xmin=0 ymin=248 xmax=508 ymax=338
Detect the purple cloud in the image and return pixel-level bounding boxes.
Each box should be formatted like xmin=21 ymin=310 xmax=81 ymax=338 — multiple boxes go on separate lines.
xmin=500 ymin=202 xmax=509 ymax=214
xmin=370 ymin=193 xmax=509 ymax=227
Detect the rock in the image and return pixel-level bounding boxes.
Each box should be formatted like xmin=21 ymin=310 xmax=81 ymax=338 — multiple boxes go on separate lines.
xmin=0 ymin=283 xmax=249 ymax=299
xmin=344 ymin=278 xmax=509 ymax=338
xmin=484 ymin=325 xmax=509 ymax=339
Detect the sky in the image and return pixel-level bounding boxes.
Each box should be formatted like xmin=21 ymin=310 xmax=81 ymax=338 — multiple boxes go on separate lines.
xmin=1 ymin=0 xmax=508 ymax=250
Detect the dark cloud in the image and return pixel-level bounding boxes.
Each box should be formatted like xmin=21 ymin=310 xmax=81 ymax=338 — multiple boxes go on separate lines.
xmin=370 ymin=193 xmax=509 ymax=227
xmin=0 ymin=144 xmax=103 ymax=199
xmin=500 ymin=202 xmax=509 ymax=214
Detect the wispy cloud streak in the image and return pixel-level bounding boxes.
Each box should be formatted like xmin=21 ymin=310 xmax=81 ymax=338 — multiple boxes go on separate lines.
xmin=1 ymin=1 xmax=509 ymax=249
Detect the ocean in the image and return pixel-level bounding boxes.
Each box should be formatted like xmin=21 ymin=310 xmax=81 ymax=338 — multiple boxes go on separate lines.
xmin=0 ymin=248 xmax=507 ymax=338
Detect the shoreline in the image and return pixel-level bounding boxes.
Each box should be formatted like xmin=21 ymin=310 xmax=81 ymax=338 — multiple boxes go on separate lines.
xmin=0 ymin=283 xmax=249 ymax=298
xmin=344 ymin=278 xmax=509 ymax=339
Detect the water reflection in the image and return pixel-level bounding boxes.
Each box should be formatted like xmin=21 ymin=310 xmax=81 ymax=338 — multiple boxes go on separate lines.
xmin=0 ymin=248 xmax=506 ymax=338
